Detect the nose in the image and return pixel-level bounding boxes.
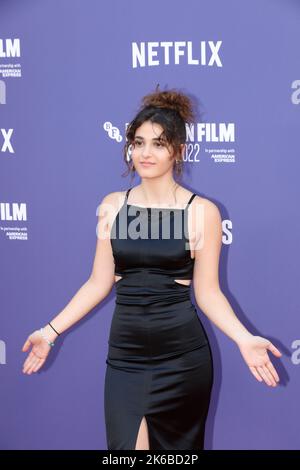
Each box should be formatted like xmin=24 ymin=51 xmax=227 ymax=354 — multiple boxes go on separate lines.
xmin=141 ymin=147 xmax=152 ymax=159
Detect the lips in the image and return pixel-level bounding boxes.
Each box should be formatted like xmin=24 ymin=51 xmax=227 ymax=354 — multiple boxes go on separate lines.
xmin=140 ymin=161 xmax=155 ymax=166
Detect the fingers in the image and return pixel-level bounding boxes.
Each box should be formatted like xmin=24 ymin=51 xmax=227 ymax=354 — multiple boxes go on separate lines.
xmin=32 ymin=358 xmax=46 ymax=373
xmin=27 ymin=357 xmax=42 ymax=375
xmin=22 ymin=338 xmax=31 ymax=352
xmin=23 ymin=352 xmax=36 ymax=374
xmin=265 ymin=360 xmax=280 ymax=383
xmin=23 ymin=350 xmax=34 ymax=370
xmin=249 ymin=364 xmax=280 ymax=387
xmin=258 ymin=365 xmax=277 ymax=387
xmin=249 ymin=366 xmax=263 ymax=382
xmin=23 ymin=351 xmax=44 ymax=375
xmin=267 ymin=342 xmax=282 ymax=357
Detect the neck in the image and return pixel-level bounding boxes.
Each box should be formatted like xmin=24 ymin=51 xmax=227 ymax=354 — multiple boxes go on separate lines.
xmin=139 ymin=176 xmax=178 ymax=205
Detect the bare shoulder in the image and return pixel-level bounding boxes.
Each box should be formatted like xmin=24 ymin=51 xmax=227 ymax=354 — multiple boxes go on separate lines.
xmin=192 ymin=195 xmax=221 ymax=220
xmin=189 ymin=195 xmax=222 ymax=246
xmin=178 ymin=186 xmax=219 ymax=215
xmin=100 ymin=190 xmax=127 ymax=207
xmin=96 ymin=191 xmax=127 ymax=232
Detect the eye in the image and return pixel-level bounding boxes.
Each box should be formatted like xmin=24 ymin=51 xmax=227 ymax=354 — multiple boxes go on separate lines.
xmin=156 ymin=141 xmax=165 ymax=148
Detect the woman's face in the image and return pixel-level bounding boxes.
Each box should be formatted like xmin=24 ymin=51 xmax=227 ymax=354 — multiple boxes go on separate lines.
xmin=130 ymin=120 xmax=183 ymax=178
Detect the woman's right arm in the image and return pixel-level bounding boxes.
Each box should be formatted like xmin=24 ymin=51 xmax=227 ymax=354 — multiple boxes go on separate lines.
xmin=22 ymin=192 xmax=121 ymax=374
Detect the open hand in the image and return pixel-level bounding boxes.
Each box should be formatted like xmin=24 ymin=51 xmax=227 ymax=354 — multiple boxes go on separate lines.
xmin=22 ymin=330 xmax=51 ymax=375
xmin=237 ymin=335 xmax=282 ymax=387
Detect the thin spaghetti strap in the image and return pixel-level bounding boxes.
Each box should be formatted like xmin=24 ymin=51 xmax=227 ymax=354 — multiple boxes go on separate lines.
xmin=185 ymin=193 xmax=197 ymax=209
xmin=125 ymin=187 xmax=132 ymax=202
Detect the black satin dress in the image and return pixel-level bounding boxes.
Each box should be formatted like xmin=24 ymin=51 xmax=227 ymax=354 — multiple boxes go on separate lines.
xmin=104 ymin=187 xmax=214 ymax=450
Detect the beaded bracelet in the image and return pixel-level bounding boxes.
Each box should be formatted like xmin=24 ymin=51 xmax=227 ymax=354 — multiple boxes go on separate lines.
xmin=40 ymin=328 xmax=55 ymax=347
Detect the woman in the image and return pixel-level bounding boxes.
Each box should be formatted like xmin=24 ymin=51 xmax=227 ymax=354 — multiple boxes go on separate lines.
xmin=22 ymin=86 xmax=282 ymax=450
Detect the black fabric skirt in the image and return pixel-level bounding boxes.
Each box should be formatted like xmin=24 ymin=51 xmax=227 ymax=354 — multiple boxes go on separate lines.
xmin=104 ymin=273 xmax=214 ymax=450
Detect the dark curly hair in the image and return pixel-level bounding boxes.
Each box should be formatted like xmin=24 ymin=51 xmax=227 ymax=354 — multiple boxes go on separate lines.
xmin=122 ymin=84 xmax=196 ymax=182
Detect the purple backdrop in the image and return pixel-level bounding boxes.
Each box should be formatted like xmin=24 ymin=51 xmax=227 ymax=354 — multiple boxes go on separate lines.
xmin=0 ymin=0 xmax=299 ymax=450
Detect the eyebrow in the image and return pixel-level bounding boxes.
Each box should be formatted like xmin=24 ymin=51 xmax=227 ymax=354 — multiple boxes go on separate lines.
xmin=134 ymin=136 xmax=163 ymax=141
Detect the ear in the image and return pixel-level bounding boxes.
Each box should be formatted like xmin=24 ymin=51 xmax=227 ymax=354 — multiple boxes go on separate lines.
xmin=180 ymin=143 xmax=186 ymax=158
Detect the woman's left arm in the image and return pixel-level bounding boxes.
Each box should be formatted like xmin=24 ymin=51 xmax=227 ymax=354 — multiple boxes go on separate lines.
xmin=191 ymin=197 xmax=282 ymax=387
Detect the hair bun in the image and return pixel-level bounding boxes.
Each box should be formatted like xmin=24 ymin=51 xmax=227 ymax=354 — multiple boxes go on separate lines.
xmin=140 ymin=84 xmax=196 ymax=123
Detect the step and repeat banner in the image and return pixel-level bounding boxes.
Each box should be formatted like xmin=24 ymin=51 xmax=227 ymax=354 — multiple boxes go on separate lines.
xmin=0 ymin=0 xmax=299 ymax=450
